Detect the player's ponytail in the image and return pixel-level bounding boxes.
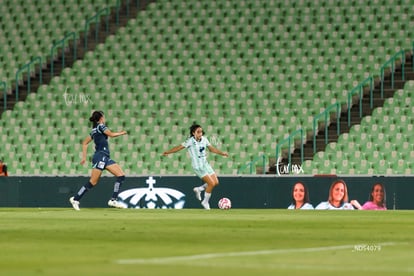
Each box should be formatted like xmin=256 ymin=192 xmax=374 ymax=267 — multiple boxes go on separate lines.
xmin=89 ymin=110 xmax=104 ymax=127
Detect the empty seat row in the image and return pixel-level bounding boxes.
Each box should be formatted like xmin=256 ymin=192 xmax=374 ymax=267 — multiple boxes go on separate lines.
xmin=1 ymin=0 xmax=413 ymax=175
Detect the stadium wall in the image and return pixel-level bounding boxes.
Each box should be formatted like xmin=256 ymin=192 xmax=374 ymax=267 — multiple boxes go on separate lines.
xmin=0 ymin=176 xmax=413 ymax=209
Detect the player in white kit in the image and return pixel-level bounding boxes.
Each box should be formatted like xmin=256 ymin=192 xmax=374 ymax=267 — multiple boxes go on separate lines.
xmin=163 ymin=124 xmax=228 ymax=209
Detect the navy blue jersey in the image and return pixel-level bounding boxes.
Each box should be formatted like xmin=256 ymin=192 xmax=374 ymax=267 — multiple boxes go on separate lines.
xmin=90 ymin=123 xmax=110 ymax=155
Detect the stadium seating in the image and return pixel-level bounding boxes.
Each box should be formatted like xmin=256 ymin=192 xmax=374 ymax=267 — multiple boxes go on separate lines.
xmin=305 ymin=81 xmax=414 ymax=175
xmin=0 ymin=0 xmax=413 ymax=175
xmin=0 ymin=0 xmax=119 ymax=91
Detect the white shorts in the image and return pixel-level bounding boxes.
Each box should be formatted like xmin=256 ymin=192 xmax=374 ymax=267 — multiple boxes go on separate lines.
xmin=193 ymin=163 xmax=215 ymax=178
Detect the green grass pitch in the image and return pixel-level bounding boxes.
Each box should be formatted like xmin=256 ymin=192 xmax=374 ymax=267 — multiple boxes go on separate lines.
xmin=1 ymin=208 xmax=413 ymax=275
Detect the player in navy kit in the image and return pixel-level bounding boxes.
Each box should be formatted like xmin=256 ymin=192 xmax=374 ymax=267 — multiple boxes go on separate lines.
xmin=70 ymin=111 xmax=127 ymax=210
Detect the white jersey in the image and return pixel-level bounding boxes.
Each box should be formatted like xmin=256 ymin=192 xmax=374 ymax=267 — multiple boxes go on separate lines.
xmin=315 ymin=201 xmax=354 ymax=210
xmin=182 ymin=136 xmax=211 ymax=169
xmin=287 ymin=203 xmax=314 ymax=210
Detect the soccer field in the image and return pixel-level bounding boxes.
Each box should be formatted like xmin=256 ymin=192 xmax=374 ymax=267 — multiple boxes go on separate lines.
xmin=1 ymin=209 xmax=413 ymax=275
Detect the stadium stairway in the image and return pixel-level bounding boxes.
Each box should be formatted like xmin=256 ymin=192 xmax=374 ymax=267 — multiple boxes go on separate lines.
xmin=2 ymin=0 xmax=413 ymax=176
xmin=271 ymin=51 xmax=414 ymax=174
xmin=0 ymin=0 xmax=155 ymax=114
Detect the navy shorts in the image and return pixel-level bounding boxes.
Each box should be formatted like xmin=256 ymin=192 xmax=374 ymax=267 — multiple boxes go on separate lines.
xmin=91 ymin=152 xmax=116 ymax=171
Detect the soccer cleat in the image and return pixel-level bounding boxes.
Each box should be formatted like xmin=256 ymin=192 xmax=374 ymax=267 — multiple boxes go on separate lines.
xmin=193 ymin=187 xmax=202 ymax=201
xmin=108 ymin=199 xmax=125 ymax=209
xmin=201 ymin=201 xmax=210 ymax=210
xmin=69 ymin=197 xmax=80 ymax=211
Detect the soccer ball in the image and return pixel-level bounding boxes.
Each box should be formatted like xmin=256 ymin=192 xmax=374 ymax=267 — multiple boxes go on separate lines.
xmin=218 ymin=197 xmax=231 ymax=210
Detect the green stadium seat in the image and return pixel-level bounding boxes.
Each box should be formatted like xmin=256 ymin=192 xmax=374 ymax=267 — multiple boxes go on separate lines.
xmin=2 ymin=0 xmax=414 ymax=175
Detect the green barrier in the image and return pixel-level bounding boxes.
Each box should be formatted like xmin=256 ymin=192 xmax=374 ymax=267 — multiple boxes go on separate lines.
xmin=1 ymin=176 xmax=413 ymax=209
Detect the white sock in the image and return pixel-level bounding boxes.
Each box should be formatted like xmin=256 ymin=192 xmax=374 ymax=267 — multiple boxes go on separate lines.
xmin=196 ymin=183 xmax=207 ymax=192
xmin=197 ymin=183 xmax=207 ymax=191
xmin=203 ymin=192 xmax=211 ymax=203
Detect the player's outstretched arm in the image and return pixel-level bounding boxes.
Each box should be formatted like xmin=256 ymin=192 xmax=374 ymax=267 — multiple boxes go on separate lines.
xmin=104 ymin=129 xmax=127 ymax=138
xmin=207 ymin=145 xmax=228 ymax=157
xmin=163 ymin=145 xmax=185 ymax=156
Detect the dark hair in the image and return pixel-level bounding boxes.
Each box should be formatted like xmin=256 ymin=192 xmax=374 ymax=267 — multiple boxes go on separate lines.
xmin=89 ymin=110 xmax=104 ymax=127
xmin=368 ymin=183 xmax=386 ymax=207
xmin=189 ymin=123 xmax=203 ymax=137
xmin=291 ymin=181 xmax=310 ymax=208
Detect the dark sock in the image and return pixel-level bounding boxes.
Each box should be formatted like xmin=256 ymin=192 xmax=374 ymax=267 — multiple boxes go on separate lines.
xmin=111 ymin=175 xmax=125 ymax=199
xmin=74 ymin=182 xmax=94 ymax=201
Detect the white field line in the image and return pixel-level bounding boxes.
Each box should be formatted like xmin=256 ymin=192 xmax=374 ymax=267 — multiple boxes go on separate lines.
xmin=116 ymin=242 xmax=399 ymax=265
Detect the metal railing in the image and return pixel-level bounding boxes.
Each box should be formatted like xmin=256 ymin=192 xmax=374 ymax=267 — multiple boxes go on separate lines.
xmin=275 ymin=128 xmax=304 ymax=167
xmin=1 ymin=81 xmax=6 ymax=112
xmin=234 ymin=43 xmax=412 ymax=174
xmin=237 ymin=154 xmax=266 ymax=175
xmin=15 ymin=56 xmax=42 ymax=100
xmin=3 ymin=0 xmax=143 ymax=110
xmin=380 ymin=50 xmax=405 ymax=98
xmin=347 ymin=76 xmax=374 ymax=126
xmin=313 ymin=103 xmax=340 ymax=154
xmin=84 ymin=7 xmax=110 ymax=50
xmin=116 ymin=0 xmax=135 ymax=25
xmin=51 ymin=32 xmax=77 ymax=77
